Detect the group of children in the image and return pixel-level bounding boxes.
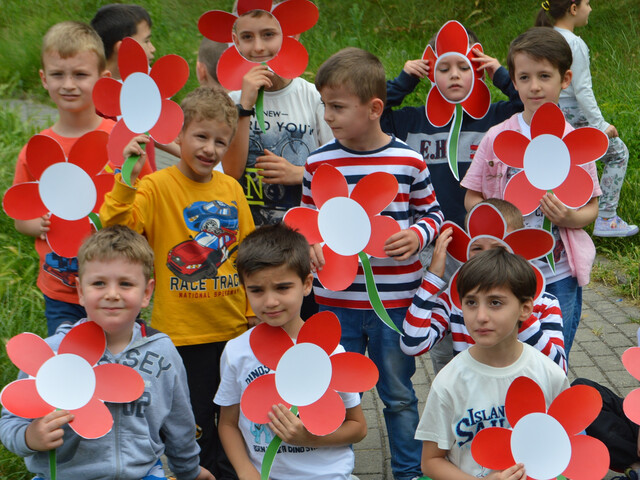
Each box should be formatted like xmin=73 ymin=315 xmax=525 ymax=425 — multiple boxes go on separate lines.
xmin=1 ymin=0 xmax=636 ymax=479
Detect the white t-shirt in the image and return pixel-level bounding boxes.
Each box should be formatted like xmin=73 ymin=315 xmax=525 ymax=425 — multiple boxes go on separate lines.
xmin=416 ymin=343 xmax=569 ymax=477
xmin=215 ymin=328 xmax=359 ymax=480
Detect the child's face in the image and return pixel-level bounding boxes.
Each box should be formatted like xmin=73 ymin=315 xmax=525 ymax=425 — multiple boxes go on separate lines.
xmin=243 ymin=265 xmax=313 ymax=336
xmin=469 ymin=237 xmax=507 ymax=258
xmin=232 ymin=12 xmax=283 ymax=63
xmin=39 ymin=50 xmax=105 ymax=114
xmin=77 ymin=258 xmax=154 ymax=345
xmin=574 ymin=0 xmax=592 ymax=27
xmin=320 ymin=85 xmax=376 ymax=151
xmin=512 ymin=52 xmax=572 ymax=122
xmin=461 ymin=285 xmax=532 ymax=350
xmin=176 ymin=117 xmax=234 ymax=183
xmin=131 ymin=20 xmax=155 ymax=63
xmin=434 ymin=54 xmax=474 ymax=102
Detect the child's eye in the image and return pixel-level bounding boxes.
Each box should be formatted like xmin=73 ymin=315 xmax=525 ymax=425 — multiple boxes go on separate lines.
xmin=463 ymin=299 xmax=477 ymax=307
xmin=92 ymin=281 xmax=105 ymax=287
xmin=490 ymin=300 xmax=503 ymax=307
xmin=240 ymin=34 xmax=253 ymax=41
xmin=120 ymin=281 xmax=133 ymax=287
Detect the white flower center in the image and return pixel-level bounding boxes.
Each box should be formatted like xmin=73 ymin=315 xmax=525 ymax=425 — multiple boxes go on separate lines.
xmin=275 ymin=343 xmax=332 ymax=407
xmin=510 ymin=412 xmax=571 ymax=479
xmin=523 ymin=134 xmax=571 ymax=191
xmin=36 ymin=353 xmax=97 ymax=410
xmin=39 ymin=163 xmax=96 ymax=221
xmin=120 ymin=72 xmax=162 ymax=133
xmin=317 ymin=197 xmax=371 ymax=256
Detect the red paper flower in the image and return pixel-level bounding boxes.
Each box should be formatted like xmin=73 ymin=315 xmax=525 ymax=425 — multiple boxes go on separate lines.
xmin=622 ymin=347 xmax=640 ymax=424
xmin=423 ymin=20 xmax=490 ymax=127
xmin=0 ymin=321 xmax=144 ymax=439
xmin=445 ymin=203 xmax=554 ymax=307
xmin=92 ymin=37 xmax=189 ymax=166
xmin=240 ymin=311 xmax=378 ymax=436
xmin=495 ymin=102 xmax=608 ymax=216
xmin=283 ymin=164 xmax=400 ymax=291
xmin=472 ymin=377 xmax=609 ymax=480
xmin=198 ymin=0 xmax=319 ymax=91
xmin=2 ymin=132 xmax=114 ymax=258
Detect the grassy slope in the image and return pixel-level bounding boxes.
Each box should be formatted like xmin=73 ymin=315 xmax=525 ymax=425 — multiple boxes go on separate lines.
xmin=0 ymin=0 xmax=639 ymax=477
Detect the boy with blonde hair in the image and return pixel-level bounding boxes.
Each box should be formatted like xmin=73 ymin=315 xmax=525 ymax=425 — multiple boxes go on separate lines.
xmin=13 ymin=21 xmax=114 ymax=336
xmin=305 ymin=47 xmax=443 ymax=480
xmin=100 ymin=87 xmax=255 ymax=478
xmin=0 ymin=225 xmax=214 ymax=480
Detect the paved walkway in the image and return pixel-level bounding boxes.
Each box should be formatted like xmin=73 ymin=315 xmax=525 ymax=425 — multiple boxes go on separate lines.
xmin=354 ymin=270 xmax=640 ymax=480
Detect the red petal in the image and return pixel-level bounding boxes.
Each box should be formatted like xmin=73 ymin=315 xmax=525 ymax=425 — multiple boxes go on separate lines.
xmin=69 ymin=131 xmax=109 ymax=176
xmin=467 ymin=203 xmax=506 ymax=239
xmin=149 ymin=99 xmax=183 ymax=144
xmin=531 ymin=102 xmax=565 ymax=139
xmin=217 ymin=47 xmax=254 ymax=91
xmin=107 ymin=120 xmax=136 ymax=168
xmin=93 ymin=363 xmax=145 ymax=402
xmin=298 ymin=311 xmax=341 ymax=355
xmin=444 ymin=222 xmax=471 ymax=263
xmin=422 ymin=45 xmax=437 ymax=83
xmin=564 ymin=127 xmax=609 ymax=166
xmin=3 ymin=183 xmax=48 ymax=220
xmin=268 ymin=37 xmax=308 ymax=79
xmin=504 ymin=228 xmax=554 ymax=260
xmin=425 ymin=87 xmax=454 ymax=127
xmin=250 ymin=322 xmax=293 ymax=370
xmin=0 ymin=379 xmax=54 ymax=418
xmin=26 ymin=134 xmax=65 ymax=179
xmin=553 ymin=166 xmax=594 ymax=209
xmin=623 ymin=388 xmax=640 ymax=425
xmin=283 ymin=207 xmax=321 ymax=244
xmin=237 ymin=0 xmax=273 ymax=15
xmin=503 ymin=172 xmax=545 ymax=216
xmin=449 ymin=270 xmax=462 ymax=310
xmin=363 ymin=215 xmax=401 ymax=258
xmin=93 ymin=174 xmax=115 ymax=212
xmin=462 ymin=80 xmax=491 ymax=119
xmin=150 ymin=55 xmax=189 ymax=99
xmin=351 ymin=172 xmax=398 ymax=217
xmin=330 ymin=352 xmax=378 ymax=393
xmin=494 ymin=130 xmax=529 ymax=169
xmin=548 ymin=384 xmax=602 ymax=436
xmin=562 ymin=435 xmax=610 ymax=480
xmin=317 ymin=246 xmax=358 ymax=291
xmin=198 ymin=11 xmax=236 ymax=43
xmin=298 ymin=388 xmax=345 ymax=436
xmin=471 ymin=427 xmax=515 ymax=470
xmin=92 ymin=77 xmax=122 ymax=118
xmin=505 ymin=377 xmax=545 ymax=426
xmin=468 ymin=43 xmax=484 ymax=80
xmin=47 ymin=216 xmax=93 ymax=258
xmin=69 ymin=397 xmax=113 ymax=439
xmin=119 ymin=37 xmax=148 ymax=80
xmin=623 ymin=348 xmax=640 ymax=381
xmin=311 ymin=164 xmax=348 ymax=208
xmin=273 ymin=0 xmax=319 ymax=36
xmin=435 ymin=21 xmax=469 ymax=56
xmin=6 ymin=333 xmax=54 ymax=376
xmin=58 ymin=321 xmax=105 ymax=365
xmin=533 ymin=264 xmax=546 ymax=301
xmin=241 ymin=374 xmax=286 ymax=425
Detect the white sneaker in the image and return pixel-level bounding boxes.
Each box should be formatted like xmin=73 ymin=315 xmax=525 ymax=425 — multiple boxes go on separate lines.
xmin=593 ymin=215 xmax=639 ymax=237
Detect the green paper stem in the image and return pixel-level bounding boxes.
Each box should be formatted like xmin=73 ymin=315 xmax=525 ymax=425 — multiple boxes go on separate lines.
xmin=122 ymin=132 xmax=149 ymax=187
xmin=543 ymin=213 xmax=556 ymax=273
xmin=49 ymin=448 xmax=56 ymax=480
xmin=261 ymin=406 xmax=298 ymax=480
xmin=358 ymin=251 xmax=403 ymax=335
xmin=447 ymin=103 xmax=463 ymax=181
xmin=256 ymin=87 xmax=266 ymax=134
xmin=88 ymin=212 xmax=102 ymax=231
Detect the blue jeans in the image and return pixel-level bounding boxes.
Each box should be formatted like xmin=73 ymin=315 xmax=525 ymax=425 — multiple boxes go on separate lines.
xmin=320 ymin=305 xmax=422 ymax=480
xmin=43 ymin=295 xmax=86 ymax=336
xmin=546 ymin=276 xmax=582 ymax=358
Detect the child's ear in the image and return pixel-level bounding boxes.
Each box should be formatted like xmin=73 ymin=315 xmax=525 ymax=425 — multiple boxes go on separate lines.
xmin=196 ymin=60 xmax=208 ymax=84
xmin=100 ymin=69 xmax=111 ymax=79
xmin=76 ymin=280 xmax=86 ymax=307
xmin=519 ymin=298 xmax=534 ymax=322
xmin=303 ymin=273 xmax=314 ymax=296
xmin=113 ymin=40 xmax=123 ymax=57
xmin=141 ymin=279 xmax=155 ymax=308
xmin=561 ymin=69 xmax=573 ymax=90
xmin=39 ymin=69 xmax=47 ymax=90
xmin=369 ymin=98 xmax=385 ymax=120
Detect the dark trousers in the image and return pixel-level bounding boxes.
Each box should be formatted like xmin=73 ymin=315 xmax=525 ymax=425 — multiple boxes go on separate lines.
xmin=177 ymin=342 xmax=238 ymax=480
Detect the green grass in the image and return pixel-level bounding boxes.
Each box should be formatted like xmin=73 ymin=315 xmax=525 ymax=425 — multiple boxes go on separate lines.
xmin=1 ymin=0 xmax=639 ymax=477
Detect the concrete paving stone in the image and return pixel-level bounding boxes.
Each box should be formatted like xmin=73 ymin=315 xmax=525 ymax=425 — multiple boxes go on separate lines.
xmin=578 ymin=340 xmax=617 ymax=356
xmin=596 ymin=355 xmax=628 ymax=372
xmin=567 ymin=350 xmax=592 ymax=367
xmin=604 ymin=332 xmax=637 ymax=348
xmin=569 ymin=367 xmax=606 ymax=384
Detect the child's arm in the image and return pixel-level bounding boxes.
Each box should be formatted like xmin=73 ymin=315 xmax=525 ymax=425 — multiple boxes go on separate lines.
xmin=464 ymin=189 xmax=485 ymax=212
xmin=218 ymin=404 xmax=261 ymax=480
xmin=267 ymin=403 xmax=366 ymax=447
xmin=385 ymin=59 xmax=430 ymax=109
xmin=14 ymin=214 xmax=51 ymax=240
xmin=24 ymin=410 xmax=74 ymax=452
xmin=539 ymin=193 xmax=598 ymax=229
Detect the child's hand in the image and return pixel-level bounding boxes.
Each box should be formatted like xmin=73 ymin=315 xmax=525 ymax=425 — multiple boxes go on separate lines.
xmin=605 ymin=124 xmax=619 ymax=138
xmin=194 ymin=466 xmax=216 ymax=480
xmin=540 ymin=193 xmax=598 ymax=229
xmin=485 ymin=463 xmax=526 ymax=480
xmin=239 ymin=64 xmax=274 ymax=110
xmin=267 ymin=404 xmax=311 ymax=446
xmin=310 ymin=244 xmax=324 ymax=272
xmin=255 ymin=149 xmax=303 ymax=185
xmin=471 ymin=48 xmax=500 ymax=80
xmin=247 ymin=315 xmax=260 ymax=327
xmin=25 ymin=410 xmax=74 ymax=451
xmin=403 ymin=59 xmax=430 ymax=79
xmin=428 ymin=227 xmax=453 ymax=279
xmin=384 ymin=229 xmax=420 ymax=261
xmin=123 ymin=134 xmax=151 ymax=185
xmin=39 ymin=213 xmax=51 ymax=240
